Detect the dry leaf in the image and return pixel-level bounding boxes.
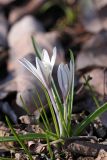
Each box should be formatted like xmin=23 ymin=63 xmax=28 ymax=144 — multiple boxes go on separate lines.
xmin=76 ymin=31 xmax=107 ymax=71
xmin=95 ymin=149 xmax=107 ymax=160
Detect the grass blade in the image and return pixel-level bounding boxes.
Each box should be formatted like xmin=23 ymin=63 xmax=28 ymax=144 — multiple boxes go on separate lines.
xmin=34 ymin=86 xmax=52 ymax=131
xmin=67 ymin=50 xmax=75 ymax=135
xmin=0 ymin=132 xmax=55 ymax=142
xmin=84 ymin=75 xmax=100 ymax=108
xmin=32 ymin=95 xmax=49 ymax=131
xmin=73 ymin=103 xmax=107 ymax=136
xmin=0 ymin=158 xmax=14 ymax=160
xmin=20 ymin=95 xmax=30 ymax=114
xmin=51 ymin=78 xmax=69 ymax=136
xmin=51 ymin=78 xmax=63 ymax=114
xmin=46 ymin=130 xmax=58 ymax=140
xmin=42 ymin=85 xmax=60 ymax=137
xmin=31 ymin=36 xmax=42 ymax=60
xmin=5 ymin=116 xmax=33 ymax=160
xmin=46 ymin=135 xmax=53 ymax=160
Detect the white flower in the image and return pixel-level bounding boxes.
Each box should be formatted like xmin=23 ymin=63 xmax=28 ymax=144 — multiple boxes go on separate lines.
xmin=19 ymin=47 xmax=56 ymax=88
xmin=42 ymin=47 xmax=56 ymax=69
xmin=57 ymin=60 xmax=72 ymax=99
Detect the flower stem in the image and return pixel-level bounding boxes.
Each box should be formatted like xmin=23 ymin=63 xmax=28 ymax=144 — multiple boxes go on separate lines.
xmin=64 ymin=99 xmax=67 ymax=125
xmin=48 ymin=88 xmax=63 ymax=136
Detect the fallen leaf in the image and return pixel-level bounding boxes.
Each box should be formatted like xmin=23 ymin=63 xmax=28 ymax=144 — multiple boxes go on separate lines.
xmin=76 ymin=31 xmax=107 ymax=71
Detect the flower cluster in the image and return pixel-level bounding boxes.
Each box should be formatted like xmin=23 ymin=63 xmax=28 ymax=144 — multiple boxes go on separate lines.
xmin=19 ymin=47 xmax=73 ymax=137
xmin=20 ymin=47 xmax=72 ymax=98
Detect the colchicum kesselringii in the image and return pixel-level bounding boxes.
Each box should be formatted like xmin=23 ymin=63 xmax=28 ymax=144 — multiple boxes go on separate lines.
xmin=1 ymin=44 xmax=107 ymax=160
xmin=57 ymin=61 xmax=72 ymax=124
xmin=58 ymin=62 xmax=72 ymax=99
xmin=19 ymin=47 xmax=74 ymax=137
xmin=19 ymin=47 xmax=57 ymax=89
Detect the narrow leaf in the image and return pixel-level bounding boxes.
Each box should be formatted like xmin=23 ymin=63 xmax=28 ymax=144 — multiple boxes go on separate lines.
xmin=31 ymin=36 xmax=42 ymax=60
xmin=20 ymin=95 xmax=30 ymax=114
xmin=42 ymin=85 xmax=60 ymax=137
xmin=67 ymin=50 xmax=75 ymax=135
xmin=34 ymin=86 xmax=51 ymax=131
xmin=5 ymin=116 xmax=33 ymax=160
xmin=73 ymin=103 xmax=107 ymax=136
xmin=0 ymin=133 xmax=54 ymax=142
xmin=46 ymin=135 xmax=53 ymax=160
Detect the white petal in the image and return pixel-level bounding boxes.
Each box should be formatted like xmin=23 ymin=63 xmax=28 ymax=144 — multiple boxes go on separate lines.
xmin=19 ymin=58 xmax=46 ymax=86
xmin=36 ymin=58 xmax=45 ymax=81
xmin=64 ymin=64 xmax=69 ymax=80
xmin=57 ymin=64 xmax=64 ymax=94
xmin=36 ymin=57 xmax=49 ymax=87
xmin=64 ymin=64 xmax=70 ymax=89
xmin=42 ymin=49 xmax=50 ymax=64
xmin=51 ymin=47 xmax=56 ymax=67
xmin=58 ymin=64 xmax=68 ymax=97
xmin=19 ymin=58 xmax=37 ymax=76
xmin=62 ymin=66 xmax=69 ymax=92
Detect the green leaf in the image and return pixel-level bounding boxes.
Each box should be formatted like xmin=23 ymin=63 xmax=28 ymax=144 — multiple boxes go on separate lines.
xmin=84 ymin=75 xmax=100 ymax=108
xmin=46 ymin=135 xmax=53 ymax=160
xmin=32 ymin=96 xmax=49 ymax=131
xmin=73 ymin=103 xmax=107 ymax=136
xmin=67 ymin=50 xmax=75 ymax=135
xmin=0 ymin=158 xmax=14 ymax=160
xmin=51 ymin=78 xmax=63 ymax=114
xmin=65 ymin=7 xmax=75 ymax=24
xmin=31 ymin=36 xmax=42 ymax=60
xmin=20 ymin=95 xmax=30 ymax=114
xmin=46 ymin=130 xmax=58 ymax=140
xmin=51 ymin=78 xmax=69 ymax=136
xmin=33 ymin=86 xmax=52 ymax=132
xmin=39 ymin=1 xmax=54 ymax=13
xmin=42 ymin=85 xmax=60 ymax=137
xmin=0 ymin=132 xmax=55 ymax=142
xmin=5 ymin=116 xmax=33 ymax=160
